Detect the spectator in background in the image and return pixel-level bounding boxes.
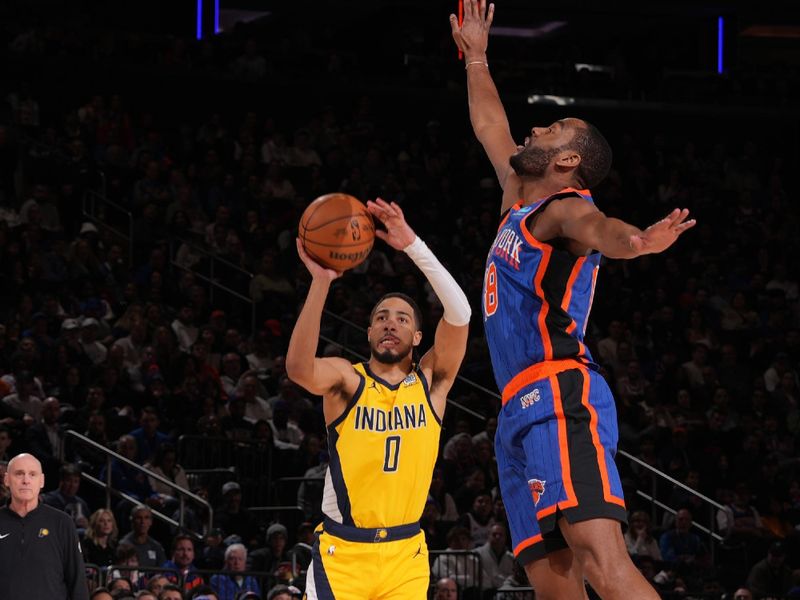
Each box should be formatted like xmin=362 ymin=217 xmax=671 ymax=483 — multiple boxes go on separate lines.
xmin=476 ymin=523 xmax=514 ymax=591
xmin=717 ymin=484 xmax=769 ymax=543
xmin=0 ymin=425 xmax=13 ymax=461
xmin=746 ymin=541 xmax=792 ymax=599
xmin=237 ymin=374 xmax=272 ymax=423
xmin=100 ymin=435 xmax=159 ymax=505
xmin=659 ymin=508 xmax=706 ymax=567
xmin=146 ymin=444 xmax=189 ymax=503
xmin=158 ymin=583 xmax=184 ymax=600
xmin=108 ymin=544 xmax=145 ymax=590
xmin=80 ymin=318 xmax=108 ymax=365
xmin=429 ymin=465 xmax=459 ymax=522
xmin=25 ymin=395 xmax=65 ymax=477
xmin=41 ymin=463 xmax=90 ymax=530
xmin=209 ymin=543 xmax=260 ymax=600
xmin=460 ymin=492 xmax=495 ymax=547
xmin=431 ymin=526 xmax=481 ymax=592
xmin=624 ymin=510 xmax=662 ymax=560
xmin=171 ymin=305 xmax=199 ymax=354
xmin=130 ymin=407 xmax=169 ymax=465
xmin=249 ymin=523 xmax=290 ymax=579
xmin=433 ymin=577 xmax=458 ymax=600
xmin=214 ymin=481 xmax=258 ymax=545
xmin=162 ymin=534 xmax=203 ymax=592
xmin=82 ymin=508 xmax=119 ymax=566
xmin=119 ymin=505 xmax=167 ymax=568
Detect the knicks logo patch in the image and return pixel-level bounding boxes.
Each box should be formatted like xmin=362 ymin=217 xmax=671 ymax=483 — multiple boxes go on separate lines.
xmin=520 ymin=388 xmax=541 ymax=409
xmin=528 ymin=479 xmax=546 ymax=506
xmin=38 ymin=528 xmax=50 ymax=538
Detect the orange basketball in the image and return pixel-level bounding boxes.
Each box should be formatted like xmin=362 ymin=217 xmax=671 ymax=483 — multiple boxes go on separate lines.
xmin=299 ymin=193 xmax=375 ymax=271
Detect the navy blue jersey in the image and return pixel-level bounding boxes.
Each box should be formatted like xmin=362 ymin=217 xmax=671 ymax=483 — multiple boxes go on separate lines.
xmin=482 ymin=188 xmax=601 ymax=397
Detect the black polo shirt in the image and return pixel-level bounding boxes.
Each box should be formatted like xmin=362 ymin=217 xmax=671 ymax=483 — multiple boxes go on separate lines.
xmin=0 ymin=503 xmax=89 ymax=600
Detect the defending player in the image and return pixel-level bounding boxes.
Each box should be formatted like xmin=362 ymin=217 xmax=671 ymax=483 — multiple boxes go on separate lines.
xmin=450 ymin=2 xmax=695 ymax=599
xmin=287 ymin=198 xmax=471 ymax=599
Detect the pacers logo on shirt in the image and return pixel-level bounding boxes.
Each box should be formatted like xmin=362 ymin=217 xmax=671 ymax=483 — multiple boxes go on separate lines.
xmin=38 ymin=528 xmax=50 ymax=538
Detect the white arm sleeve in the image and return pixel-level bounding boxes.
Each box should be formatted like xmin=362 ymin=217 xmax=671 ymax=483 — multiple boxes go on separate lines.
xmin=403 ymin=236 xmax=471 ymax=326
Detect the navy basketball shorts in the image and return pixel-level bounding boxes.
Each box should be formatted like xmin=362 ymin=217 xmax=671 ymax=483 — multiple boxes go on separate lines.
xmin=495 ymin=360 xmax=627 ymax=564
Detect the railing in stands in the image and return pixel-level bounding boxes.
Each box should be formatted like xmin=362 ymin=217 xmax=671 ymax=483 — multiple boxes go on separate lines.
xmin=64 ymin=431 xmax=213 ymax=537
xmin=429 ymin=549 xmax=483 ymax=595
xmin=176 ymin=435 xmax=272 ymax=506
xmin=82 ymin=190 xmax=134 ymax=266
xmin=168 ymin=236 xmax=257 ymax=334
xmin=619 ymin=449 xmax=725 ymax=563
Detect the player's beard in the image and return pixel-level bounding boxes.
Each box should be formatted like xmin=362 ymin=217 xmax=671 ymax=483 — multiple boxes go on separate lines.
xmin=371 ymin=338 xmax=411 ymax=365
xmin=510 ymin=144 xmax=562 ymax=178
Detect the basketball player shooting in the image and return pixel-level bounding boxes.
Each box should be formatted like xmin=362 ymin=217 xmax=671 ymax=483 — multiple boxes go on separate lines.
xmin=287 ymin=198 xmax=471 ymax=599
xmin=450 ymin=1 xmax=695 ymax=599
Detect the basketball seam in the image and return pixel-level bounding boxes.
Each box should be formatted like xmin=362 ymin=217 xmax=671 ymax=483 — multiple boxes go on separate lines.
xmin=303 ymin=212 xmax=373 ymax=233
xmin=303 ymin=239 xmax=375 ymax=249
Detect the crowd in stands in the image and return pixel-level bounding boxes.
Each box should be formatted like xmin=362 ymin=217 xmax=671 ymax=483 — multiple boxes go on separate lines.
xmin=1 ymin=6 xmax=800 ymax=599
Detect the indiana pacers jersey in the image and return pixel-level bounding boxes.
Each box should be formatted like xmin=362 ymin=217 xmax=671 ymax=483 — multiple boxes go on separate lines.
xmin=321 ymin=362 xmax=442 ymax=528
xmin=482 ymin=188 xmax=601 ymax=394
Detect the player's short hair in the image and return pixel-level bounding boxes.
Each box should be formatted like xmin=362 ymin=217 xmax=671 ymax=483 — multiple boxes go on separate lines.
xmin=568 ymin=121 xmax=612 ymax=189
xmin=370 ymin=293 xmax=423 ymax=331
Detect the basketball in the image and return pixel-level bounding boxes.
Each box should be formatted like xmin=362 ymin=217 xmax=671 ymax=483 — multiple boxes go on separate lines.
xmin=299 ymin=193 xmax=375 ymax=271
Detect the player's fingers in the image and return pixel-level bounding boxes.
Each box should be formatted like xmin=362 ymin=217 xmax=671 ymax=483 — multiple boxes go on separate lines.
xmin=449 ymin=14 xmax=460 ymax=34
xmin=390 ymin=201 xmax=405 ymax=218
xmin=486 ymin=2 xmax=495 ymax=27
xmin=374 ymin=229 xmax=389 ymax=243
xmin=295 ymin=237 xmax=305 ymax=257
xmin=677 ymin=219 xmax=697 ymax=232
xmin=467 ymin=0 xmax=477 ymax=19
xmin=478 ymin=0 xmax=486 ymax=20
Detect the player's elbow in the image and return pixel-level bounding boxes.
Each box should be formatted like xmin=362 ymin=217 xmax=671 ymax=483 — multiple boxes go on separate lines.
xmin=285 ymin=357 xmax=311 ymax=385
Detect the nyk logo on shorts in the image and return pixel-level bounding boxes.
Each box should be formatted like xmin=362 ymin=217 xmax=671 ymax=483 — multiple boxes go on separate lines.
xmin=520 ymin=388 xmax=541 ymax=409
xmin=528 ymin=479 xmax=546 ymax=506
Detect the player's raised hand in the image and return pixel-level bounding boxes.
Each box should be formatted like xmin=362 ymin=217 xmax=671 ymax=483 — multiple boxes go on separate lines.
xmin=366 ymin=198 xmax=417 ymax=251
xmin=450 ymin=0 xmax=495 ymax=60
xmin=296 ymin=238 xmax=342 ymax=282
xmin=629 ymin=208 xmax=696 ymax=255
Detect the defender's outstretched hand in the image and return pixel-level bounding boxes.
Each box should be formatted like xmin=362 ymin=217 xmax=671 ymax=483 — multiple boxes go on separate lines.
xmin=366 ymin=198 xmax=416 ymax=250
xmin=629 ymin=209 xmax=696 ymax=255
xmin=450 ymin=0 xmax=495 ymax=59
xmin=296 ymin=238 xmax=342 ymax=281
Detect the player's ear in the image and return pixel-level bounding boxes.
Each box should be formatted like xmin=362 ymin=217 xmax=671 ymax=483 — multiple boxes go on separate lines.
xmin=555 ymin=151 xmax=581 ymax=169
xmin=412 ymin=330 xmax=422 ymax=347
xmin=40 ymin=474 xmax=45 ymax=490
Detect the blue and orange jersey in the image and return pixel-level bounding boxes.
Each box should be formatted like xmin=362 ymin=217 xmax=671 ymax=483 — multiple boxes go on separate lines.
xmin=322 ymin=362 xmax=441 ymax=528
xmin=482 ymin=188 xmax=601 ymax=395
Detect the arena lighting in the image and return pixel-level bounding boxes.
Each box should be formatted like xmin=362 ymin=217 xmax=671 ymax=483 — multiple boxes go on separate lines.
xmin=527 ymin=94 xmax=576 ymax=106
xmin=197 ymin=0 xmax=221 ymax=40
xmin=718 ymin=16 xmax=724 ymax=74
xmin=196 ymin=0 xmax=203 ymax=40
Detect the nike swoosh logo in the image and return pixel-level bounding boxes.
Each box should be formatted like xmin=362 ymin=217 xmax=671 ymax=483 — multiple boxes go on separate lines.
xmin=0 ymin=533 xmax=10 ymax=539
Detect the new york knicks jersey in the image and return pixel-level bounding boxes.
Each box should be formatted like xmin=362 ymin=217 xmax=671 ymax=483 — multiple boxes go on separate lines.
xmin=482 ymin=188 xmax=601 ymax=394
xmin=321 ymin=362 xmax=442 ymax=528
